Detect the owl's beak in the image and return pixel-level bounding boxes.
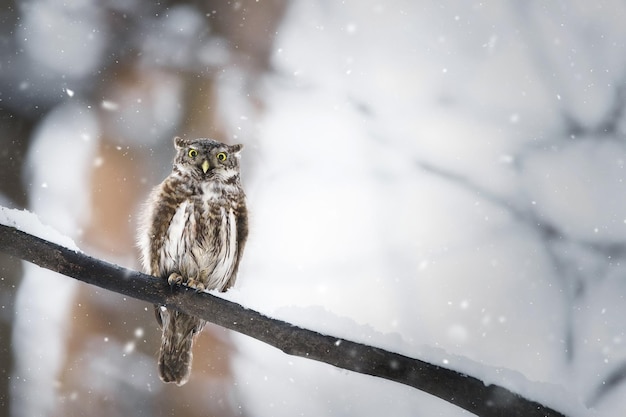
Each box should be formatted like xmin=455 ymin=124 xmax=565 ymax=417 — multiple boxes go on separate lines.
xmin=201 ymin=160 xmax=210 ymax=173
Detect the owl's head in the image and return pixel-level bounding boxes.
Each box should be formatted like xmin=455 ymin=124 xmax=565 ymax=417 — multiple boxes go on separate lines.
xmin=173 ymin=136 xmax=243 ymax=181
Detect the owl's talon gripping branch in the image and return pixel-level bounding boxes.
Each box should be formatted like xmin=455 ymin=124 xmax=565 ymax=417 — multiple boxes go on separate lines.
xmin=185 ymin=278 xmax=206 ymax=292
xmin=167 ymin=272 xmax=184 ymax=287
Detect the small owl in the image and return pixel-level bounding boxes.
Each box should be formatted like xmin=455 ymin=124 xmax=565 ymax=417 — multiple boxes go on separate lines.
xmin=137 ymin=136 xmax=248 ymax=386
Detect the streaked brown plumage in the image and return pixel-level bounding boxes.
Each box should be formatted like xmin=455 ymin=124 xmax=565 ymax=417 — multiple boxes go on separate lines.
xmin=138 ymin=136 xmax=248 ymax=385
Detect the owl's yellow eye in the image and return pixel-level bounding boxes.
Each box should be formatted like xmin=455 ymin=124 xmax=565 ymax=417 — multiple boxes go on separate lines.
xmin=216 ymin=152 xmax=227 ymax=161
xmin=188 ymin=149 xmax=198 ymax=158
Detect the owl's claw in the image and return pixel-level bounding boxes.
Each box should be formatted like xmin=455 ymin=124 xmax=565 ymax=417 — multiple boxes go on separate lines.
xmin=167 ymin=272 xmax=206 ymax=292
xmin=168 ymin=272 xmax=184 ymax=287
xmin=185 ymin=278 xmax=206 ymax=293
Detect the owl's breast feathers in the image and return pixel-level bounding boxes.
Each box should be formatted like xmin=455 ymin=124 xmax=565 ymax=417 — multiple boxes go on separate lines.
xmin=141 ymin=173 xmax=247 ymax=291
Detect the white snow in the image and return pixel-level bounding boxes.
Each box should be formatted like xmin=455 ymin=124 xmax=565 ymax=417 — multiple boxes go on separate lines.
xmin=0 ymin=206 xmax=80 ymax=252
xmin=521 ymin=139 xmax=626 ymax=242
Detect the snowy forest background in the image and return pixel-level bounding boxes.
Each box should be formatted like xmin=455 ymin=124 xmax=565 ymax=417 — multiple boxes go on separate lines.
xmin=1 ymin=1 xmax=626 ymax=416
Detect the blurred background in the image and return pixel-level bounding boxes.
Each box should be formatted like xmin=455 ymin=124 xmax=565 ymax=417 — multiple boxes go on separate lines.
xmin=2 ymin=1 xmax=626 ymax=416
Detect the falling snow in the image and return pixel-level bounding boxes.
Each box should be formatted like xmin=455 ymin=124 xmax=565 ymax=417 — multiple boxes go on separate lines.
xmin=2 ymin=1 xmax=626 ymax=417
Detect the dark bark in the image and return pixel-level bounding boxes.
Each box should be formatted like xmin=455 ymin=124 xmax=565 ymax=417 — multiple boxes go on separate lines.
xmin=0 ymin=222 xmax=569 ymax=417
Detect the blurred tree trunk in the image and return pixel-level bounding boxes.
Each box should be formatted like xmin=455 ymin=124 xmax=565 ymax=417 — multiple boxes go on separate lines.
xmin=0 ymin=254 xmax=19 ymax=417
xmin=0 ymin=110 xmax=35 ymax=417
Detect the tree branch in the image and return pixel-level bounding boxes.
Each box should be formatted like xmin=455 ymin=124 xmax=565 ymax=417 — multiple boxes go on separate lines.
xmin=0 ymin=222 xmax=569 ymax=417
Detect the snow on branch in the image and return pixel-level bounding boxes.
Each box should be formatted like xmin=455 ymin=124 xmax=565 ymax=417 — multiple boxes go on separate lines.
xmin=0 ymin=218 xmax=569 ymax=417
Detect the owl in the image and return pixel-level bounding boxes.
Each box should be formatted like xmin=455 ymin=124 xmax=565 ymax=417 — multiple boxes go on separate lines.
xmin=137 ymin=136 xmax=248 ymax=386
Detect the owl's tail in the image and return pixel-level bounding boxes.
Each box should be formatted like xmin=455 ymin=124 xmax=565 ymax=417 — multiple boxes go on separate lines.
xmin=157 ymin=308 xmax=205 ymax=386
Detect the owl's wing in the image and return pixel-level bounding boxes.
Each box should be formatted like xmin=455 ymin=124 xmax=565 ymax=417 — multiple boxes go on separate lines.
xmin=224 ymin=203 xmax=248 ymax=290
xmin=140 ymin=178 xmax=188 ymax=277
